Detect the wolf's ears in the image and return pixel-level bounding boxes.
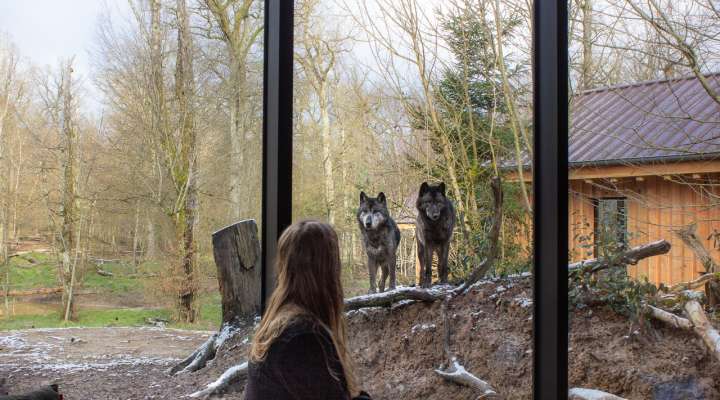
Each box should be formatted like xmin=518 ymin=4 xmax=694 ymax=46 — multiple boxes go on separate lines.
xmin=419 ymin=182 xmax=429 ymax=195
xmin=438 ymin=182 xmax=446 ymax=196
xmin=377 ymin=192 xmax=386 ymax=203
xmin=360 ymin=191 xmax=367 ymax=202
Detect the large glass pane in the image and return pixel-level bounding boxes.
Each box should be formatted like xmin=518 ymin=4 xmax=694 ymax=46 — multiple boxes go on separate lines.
xmin=567 ymin=1 xmax=720 ymax=398
xmin=0 ymin=1 xmax=264 ymax=397
xmin=293 ymin=0 xmax=536 ymax=397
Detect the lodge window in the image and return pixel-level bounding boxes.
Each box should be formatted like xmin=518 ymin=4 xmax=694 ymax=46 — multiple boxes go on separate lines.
xmin=593 ymin=198 xmax=628 ymax=258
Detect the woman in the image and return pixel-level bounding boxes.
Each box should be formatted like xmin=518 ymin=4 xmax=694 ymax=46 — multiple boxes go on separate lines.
xmin=244 ymin=220 xmax=371 ymax=400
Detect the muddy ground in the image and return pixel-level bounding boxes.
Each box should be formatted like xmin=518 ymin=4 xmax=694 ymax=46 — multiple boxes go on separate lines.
xmin=2 ymin=275 xmax=720 ymax=399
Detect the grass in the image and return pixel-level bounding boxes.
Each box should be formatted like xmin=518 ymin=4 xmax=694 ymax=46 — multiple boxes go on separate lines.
xmin=1 ymin=252 xmax=222 ymax=331
xmin=0 ymin=307 xmax=173 ymax=330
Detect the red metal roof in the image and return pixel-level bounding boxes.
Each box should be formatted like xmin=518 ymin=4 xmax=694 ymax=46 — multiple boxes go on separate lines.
xmin=569 ymin=73 xmax=720 ymax=165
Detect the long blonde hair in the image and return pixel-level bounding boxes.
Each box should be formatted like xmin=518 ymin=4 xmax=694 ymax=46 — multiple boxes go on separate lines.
xmin=249 ymin=220 xmax=358 ymax=396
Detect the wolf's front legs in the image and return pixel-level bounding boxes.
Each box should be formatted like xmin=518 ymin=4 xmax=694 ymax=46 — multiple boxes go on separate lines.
xmin=379 ymin=264 xmax=388 ymax=292
xmin=438 ymin=241 xmax=450 ymax=283
xmin=417 ymin=239 xmax=433 ymax=288
xmin=367 ymin=258 xmax=378 ymax=294
xmin=388 ymin=254 xmax=397 ymax=290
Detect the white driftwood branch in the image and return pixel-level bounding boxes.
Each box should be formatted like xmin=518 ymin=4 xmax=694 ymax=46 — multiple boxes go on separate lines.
xmin=170 ymin=324 xmax=238 ymax=375
xmin=433 ymin=296 xmax=499 ymax=398
xmin=685 ymin=300 xmax=720 ymax=362
xmin=646 ymin=304 xmax=693 ymax=330
xmin=189 ymin=361 xmax=248 ymax=399
xmin=435 ymin=357 xmax=498 ymax=398
xmin=569 ymin=240 xmax=670 ymax=274
xmin=669 ymin=273 xmax=719 ymax=292
xmin=344 ymin=286 xmax=447 ymax=311
xmin=569 ymin=388 xmax=627 ymax=400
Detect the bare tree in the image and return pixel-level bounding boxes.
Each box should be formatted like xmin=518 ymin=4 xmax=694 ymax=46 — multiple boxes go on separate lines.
xmin=203 ymin=0 xmax=263 ymax=221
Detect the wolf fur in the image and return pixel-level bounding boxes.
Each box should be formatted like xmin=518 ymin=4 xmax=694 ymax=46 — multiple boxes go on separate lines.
xmin=415 ymin=182 xmax=456 ymax=288
xmin=357 ymin=191 xmax=401 ymax=293
xmin=0 ymin=384 xmax=61 ymax=400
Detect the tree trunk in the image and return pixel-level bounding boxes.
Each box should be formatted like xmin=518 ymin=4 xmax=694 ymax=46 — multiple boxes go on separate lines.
xmin=169 ymin=220 xmax=260 ymax=376
xmin=228 ymin=57 xmax=245 ymax=221
xmin=673 ymin=224 xmax=720 ymax=305
xmin=132 ymin=200 xmax=140 ymax=271
xmin=59 ymin=61 xmax=78 ymax=321
xmin=212 ymin=219 xmax=262 ymax=323
xmin=579 ymin=0 xmax=594 ymax=90
xmin=319 ymin=85 xmax=335 ymax=225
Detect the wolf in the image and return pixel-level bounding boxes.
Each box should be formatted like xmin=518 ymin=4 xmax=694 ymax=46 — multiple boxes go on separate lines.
xmin=415 ymin=182 xmax=455 ymax=288
xmin=357 ymin=191 xmax=401 ymax=293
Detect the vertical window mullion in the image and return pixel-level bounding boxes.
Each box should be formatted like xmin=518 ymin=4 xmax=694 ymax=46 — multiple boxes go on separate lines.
xmin=533 ymin=0 xmax=569 ymax=398
xmin=262 ymin=0 xmax=294 ymax=313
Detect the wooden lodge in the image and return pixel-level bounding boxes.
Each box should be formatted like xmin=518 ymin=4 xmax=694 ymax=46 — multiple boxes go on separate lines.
xmin=512 ymin=74 xmax=720 ymax=286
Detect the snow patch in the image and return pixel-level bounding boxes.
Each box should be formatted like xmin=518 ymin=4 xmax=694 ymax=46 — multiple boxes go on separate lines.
xmin=410 ymin=323 xmax=436 ymax=334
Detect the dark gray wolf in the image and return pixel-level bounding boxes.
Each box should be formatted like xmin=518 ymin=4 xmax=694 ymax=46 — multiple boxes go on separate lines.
xmin=357 ymin=192 xmax=401 ymax=293
xmin=415 ymin=182 xmax=455 ymax=288
xmin=0 ymin=384 xmax=62 ymax=400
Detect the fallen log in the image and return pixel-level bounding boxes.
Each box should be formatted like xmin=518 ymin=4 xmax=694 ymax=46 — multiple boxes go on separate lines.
xmin=6 ymin=287 xmax=63 ymax=297
xmin=8 ymin=249 xmax=50 ymax=259
xmin=646 ymin=304 xmax=693 ymax=330
xmin=568 ymin=388 xmax=627 ymax=400
xmin=568 ymin=240 xmax=670 ymax=275
xmin=668 ymin=273 xmax=719 ymax=292
xmin=434 ymin=296 xmax=499 ymax=398
xmin=95 ymin=267 xmax=113 ymax=277
xmin=189 ymin=362 xmax=248 ymax=399
xmin=684 ymin=300 xmax=720 ymax=362
xmin=647 ymin=300 xmax=720 ymax=363
xmin=344 ymin=286 xmax=447 ymax=311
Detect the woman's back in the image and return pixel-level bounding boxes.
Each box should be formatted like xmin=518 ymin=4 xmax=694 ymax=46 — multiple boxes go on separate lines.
xmin=244 ymin=317 xmax=350 ymax=400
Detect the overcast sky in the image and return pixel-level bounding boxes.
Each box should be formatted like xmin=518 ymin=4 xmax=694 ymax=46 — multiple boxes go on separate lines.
xmin=0 ymin=1 xmax=129 ymax=112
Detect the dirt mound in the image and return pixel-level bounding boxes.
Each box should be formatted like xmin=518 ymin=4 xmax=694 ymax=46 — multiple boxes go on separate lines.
xmin=344 ymin=277 xmax=720 ymax=399
xmin=4 ymin=276 xmax=720 ymax=399
xmin=188 ymin=276 xmax=720 ymax=399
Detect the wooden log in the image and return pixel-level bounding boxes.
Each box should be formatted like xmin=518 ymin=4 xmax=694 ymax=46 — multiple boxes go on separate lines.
xmin=189 ymin=362 xmax=248 ymax=399
xmin=668 ymin=273 xmax=719 ymax=292
xmin=673 ymin=224 xmax=719 ymax=273
xmin=8 ymin=249 xmax=50 ymax=258
xmin=7 ymin=287 xmax=63 ymax=297
xmin=568 ymin=388 xmax=627 ymax=400
xmin=212 ymin=219 xmax=262 ymax=323
xmin=673 ymin=224 xmax=720 ymax=306
xmin=344 ymin=286 xmax=447 ymax=311
xmin=684 ymin=300 xmax=720 ymax=362
xmin=569 ymin=240 xmax=671 ymax=275
xmin=646 ymin=304 xmax=693 ymax=330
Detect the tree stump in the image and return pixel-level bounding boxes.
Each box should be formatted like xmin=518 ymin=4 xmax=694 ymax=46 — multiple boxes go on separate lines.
xmin=170 ymin=219 xmax=261 ymax=376
xmin=212 ymin=219 xmax=262 ymax=323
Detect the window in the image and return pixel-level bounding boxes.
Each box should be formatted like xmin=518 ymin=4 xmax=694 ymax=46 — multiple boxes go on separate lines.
xmin=593 ymin=198 xmax=628 ymax=257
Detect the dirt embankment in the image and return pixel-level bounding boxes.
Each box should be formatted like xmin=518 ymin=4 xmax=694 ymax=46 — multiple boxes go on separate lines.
xmin=3 ymin=276 xmax=720 ymax=399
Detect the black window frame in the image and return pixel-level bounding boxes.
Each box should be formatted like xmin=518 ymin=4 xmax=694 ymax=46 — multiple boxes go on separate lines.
xmin=261 ymin=0 xmax=569 ymax=398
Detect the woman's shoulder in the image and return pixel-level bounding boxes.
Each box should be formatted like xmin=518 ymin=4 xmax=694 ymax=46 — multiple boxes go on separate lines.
xmin=276 ymin=315 xmax=330 ymax=344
